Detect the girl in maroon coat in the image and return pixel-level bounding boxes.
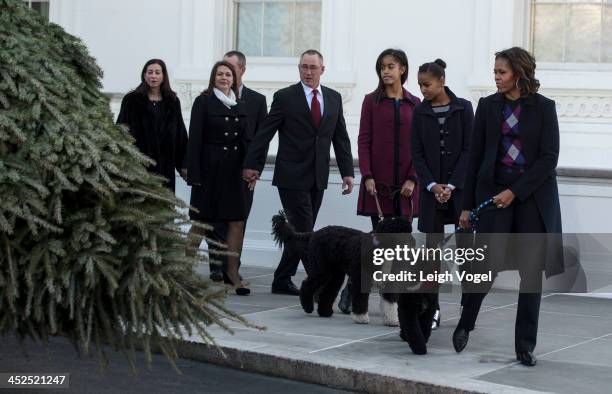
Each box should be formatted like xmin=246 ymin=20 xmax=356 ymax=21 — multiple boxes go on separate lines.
xmin=357 ymin=48 xmax=420 ymax=225
xmin=338 ymin=49 xmax=420 ymax=315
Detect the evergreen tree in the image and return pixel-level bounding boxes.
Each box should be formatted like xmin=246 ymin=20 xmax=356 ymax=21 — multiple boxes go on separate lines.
xmin=0 ymin=0 xmax=246 ymax=371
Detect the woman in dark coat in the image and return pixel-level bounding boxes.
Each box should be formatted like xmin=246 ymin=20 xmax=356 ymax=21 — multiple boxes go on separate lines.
xmin=117 ymin=59 xmax=188 ymax=191
xmin=412 ymin=59 xmax=474 ymax=330
xmin=186 ymin=61 xmax=250 ymax=295
xmin=338 ymin=49 xmax=420 ymax=315
xmin=453 ymin=47 xmax=564 ymax=366
xmin=357 ymin=48 xmax=420 ymax=224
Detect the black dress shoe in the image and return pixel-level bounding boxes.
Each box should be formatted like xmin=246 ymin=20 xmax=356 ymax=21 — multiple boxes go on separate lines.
xmin=452 ymin=327 xmax=470 ymax=353
xmin=235 ymin=287 xmax=251 ymax=296
xmin=271 ymin=281 xmax=299 ymax=296
xmin=516 ymin=351 xmax=537 ymax=366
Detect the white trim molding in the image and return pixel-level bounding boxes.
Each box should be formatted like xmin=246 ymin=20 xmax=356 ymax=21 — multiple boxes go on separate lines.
xmin=468 ymin=88 xmax=612 ymax=120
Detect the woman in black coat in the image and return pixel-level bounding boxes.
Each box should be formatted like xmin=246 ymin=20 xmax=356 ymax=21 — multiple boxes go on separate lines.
xmin=117 ymin=59 xmax=188 ymax=191
xmin=186 ymin=61 xmax=250 ymax=295
xmin=453 ymin=47 xmax=564 ymax=366
xmin=412 ymin=59 xmax=474 ymax=331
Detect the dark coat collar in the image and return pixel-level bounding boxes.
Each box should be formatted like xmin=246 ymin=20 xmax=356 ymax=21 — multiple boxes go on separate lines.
xmin=419 ymin=86 xmax=464 ymax=116
xmin=126 ymin=90 xmax=176 ymax=111
xmin=402 ymin=88 xmax=419 ymax=105
xmin=378 ymin=88 xmax=419 ymax=105
xmin=491 ymin=92 xmax=537 ymax=106
xmin=240 ymin=85 xmax=253 ymax=100
xmin=292 ymin=81 xmax=328 ymax=95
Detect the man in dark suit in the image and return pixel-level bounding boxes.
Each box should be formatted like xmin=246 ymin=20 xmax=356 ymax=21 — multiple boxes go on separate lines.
xmin=205 ymin=50 xmax=268 ymax=282
xmin=243 ymin=49 xmax=355 ymax=295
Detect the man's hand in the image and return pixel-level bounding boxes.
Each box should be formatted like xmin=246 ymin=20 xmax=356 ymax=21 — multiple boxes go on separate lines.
xmin=493 ymin=189 xmax=516 ymax=209
xmin=342 ymin=176 xmax=354 ymax=194
xmin=400 ymin=180 xmax=415 ymax=198
xmin=247 ymin=179 xmax=257 ymax=191
xmin=242 ymin=169 xmax=260 ymax=182
xmin=365 ymin=178 xmax=376 ymax=196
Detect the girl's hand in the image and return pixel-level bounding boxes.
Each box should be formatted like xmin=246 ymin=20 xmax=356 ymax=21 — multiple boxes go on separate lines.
xmin=401 ymin=180 xmax=415 ymax=197
xmin=459 ymin=210 xmax=471 ymax=230
xmin=365 ymin=178 xmax=376 ymax=196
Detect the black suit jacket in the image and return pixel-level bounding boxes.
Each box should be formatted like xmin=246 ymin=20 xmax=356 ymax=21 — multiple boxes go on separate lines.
xmin=243 ymin=82 xmax=354 ymax=190
xmin=463 ymin=92 xmax=562 ymax=234
xmin=241 ymin=85 xmax=268 ymax=142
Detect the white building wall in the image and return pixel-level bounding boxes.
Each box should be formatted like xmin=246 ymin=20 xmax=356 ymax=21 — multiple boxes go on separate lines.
xmin=47 ymin=0 xmax=612 ymax=265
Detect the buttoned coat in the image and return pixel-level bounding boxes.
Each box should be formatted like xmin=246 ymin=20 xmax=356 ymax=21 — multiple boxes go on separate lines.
xmin=186 ymin=93 xmax=249 ymax=221
xmin=411 ymin=87 xmax=474 ymax=232
xmin=357 ymin=89 xmax=420 ymax=219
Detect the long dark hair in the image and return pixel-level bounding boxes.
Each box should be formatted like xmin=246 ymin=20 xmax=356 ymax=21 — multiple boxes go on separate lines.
xmin=135 ymin=58 xmax=177 ymax=101
xmin=495 ymin=47 xmax=540 ymax=96
xmin=372 ymin=48 xmax=409 ymax=103
xmin=202 ymin=60 xmax=239 ymax=98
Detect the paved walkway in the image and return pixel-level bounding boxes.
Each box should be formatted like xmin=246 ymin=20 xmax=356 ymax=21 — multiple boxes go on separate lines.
xmin=183 ymin=265 xmax=612 ymax=394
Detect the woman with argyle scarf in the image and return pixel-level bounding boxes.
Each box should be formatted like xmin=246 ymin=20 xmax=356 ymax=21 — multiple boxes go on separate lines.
xmin=453 ymin=47 xmax=564 ymax=367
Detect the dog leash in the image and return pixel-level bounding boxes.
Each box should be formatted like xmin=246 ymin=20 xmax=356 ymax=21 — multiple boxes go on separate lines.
xmin=437 ymin=197 xmax=495 ymax=248
xmin=373 ymin=192 xmax=384 ymax=222
xmin=372 ymin=188 xmax=414 ymax=223
xmin=465 ymin=197 xmax=495 ymax=232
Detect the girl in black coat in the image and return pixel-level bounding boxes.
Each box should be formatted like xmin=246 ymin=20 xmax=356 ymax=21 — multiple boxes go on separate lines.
xmin=453 ymin=47 xmax=564 ymax=366
xmin=186 ymin=61 xmax=251 ymax=295
xmin=412 ymin=59 xmax=474 ymax=331
xmin=117 ymin=59 xmax=188 ymax=192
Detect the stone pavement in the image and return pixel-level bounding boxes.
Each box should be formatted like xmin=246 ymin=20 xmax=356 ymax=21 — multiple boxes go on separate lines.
xmin=174 ymin=265 xmax=612 ymax=394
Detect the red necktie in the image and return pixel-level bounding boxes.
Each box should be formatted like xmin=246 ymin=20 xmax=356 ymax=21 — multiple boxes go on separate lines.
xmin=311 ymin=89 xmax=321 ymax=128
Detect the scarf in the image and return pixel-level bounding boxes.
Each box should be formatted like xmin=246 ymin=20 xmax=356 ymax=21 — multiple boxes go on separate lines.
xmin=213 ymin=88 xmax=237 ymax=109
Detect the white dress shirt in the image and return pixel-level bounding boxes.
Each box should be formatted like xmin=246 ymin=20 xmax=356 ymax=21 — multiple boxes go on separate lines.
xmin=301 ymin=81 xmax=324 ymax=117
xmin=427 ymin=182 xmax=456 ymax=192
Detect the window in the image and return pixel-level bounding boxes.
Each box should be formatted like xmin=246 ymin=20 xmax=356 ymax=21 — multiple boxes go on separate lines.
xmin=234 ymin=0 xmax=322 ymax=57
xmin=23 ymin=0 xmax=50 ymax=20
xmin=531 ymin=0 xmax=612 ymax=63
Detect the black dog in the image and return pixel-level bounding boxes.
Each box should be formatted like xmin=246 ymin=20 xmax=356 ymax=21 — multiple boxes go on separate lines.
xmin=271 ymin=211 xmax=411 ymax=327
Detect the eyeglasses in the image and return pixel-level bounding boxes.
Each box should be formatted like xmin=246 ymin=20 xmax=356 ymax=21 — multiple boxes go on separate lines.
xmin=299 ymin=64 xmax=321 ymax=71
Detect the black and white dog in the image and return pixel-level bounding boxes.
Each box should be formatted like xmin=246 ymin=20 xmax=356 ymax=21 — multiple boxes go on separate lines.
xmin=271 ymin=211 xmax=411 ymax=327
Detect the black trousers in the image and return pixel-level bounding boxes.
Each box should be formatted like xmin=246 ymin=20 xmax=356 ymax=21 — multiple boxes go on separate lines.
xmin=274 ymin=188 xmax=325 ymax=285
xmin=458 ymin=192 xmax=545 ymax=353
xmin=425 ymin=209 xmax=449 ymax=311
xmin=208 ymin=185 xmax=254 ymax=275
